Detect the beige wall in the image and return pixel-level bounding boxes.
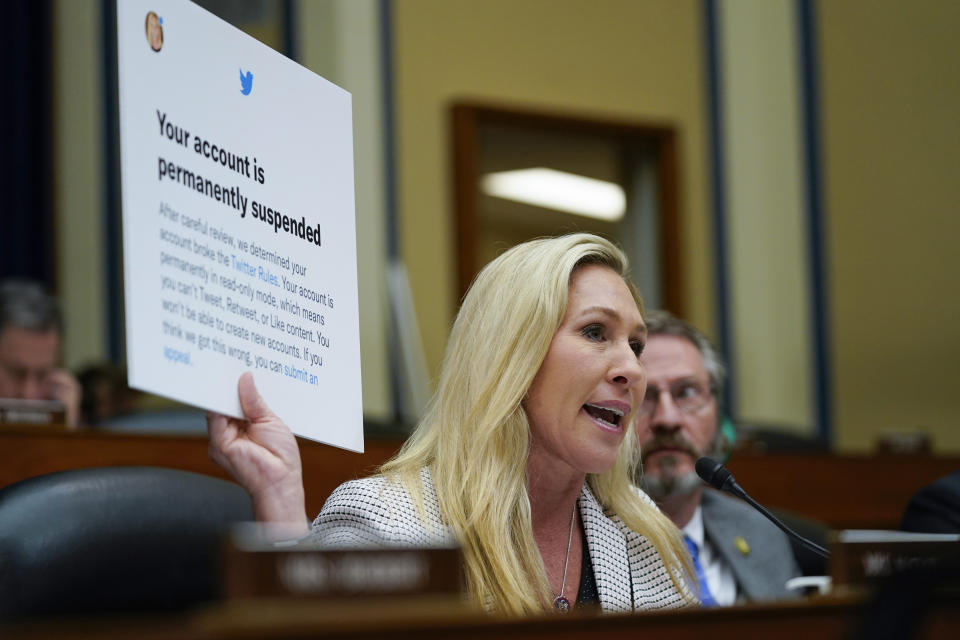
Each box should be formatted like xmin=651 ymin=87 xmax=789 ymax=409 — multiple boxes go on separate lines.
xmin=720 ymin=0 xmax=814 ymax=433
xmin=392 ymin=0 xmax=713 ymax=380
xmin=53 ymin=0 xmax=106 ymax=370
xmin=296 ymin=0 xmax=392 ymax=420
xmin=49 ymin=1 xmax=960 ymax=451
xmin=393 ymin=0 xmax=960 ymax=453
xmin=818 ymin=0 xmax=960 ymax=452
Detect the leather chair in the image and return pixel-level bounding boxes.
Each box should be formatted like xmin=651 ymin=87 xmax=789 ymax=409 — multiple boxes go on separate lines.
xmin=0 ymin=466 xmax=253 ymax=620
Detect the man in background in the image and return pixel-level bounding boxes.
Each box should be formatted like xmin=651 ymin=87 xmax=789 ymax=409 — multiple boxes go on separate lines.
xmin=901 ymin=470 xmax=960 ymax=534
xmin=636 ymin=310 xmax=800 ymax=605
xmin=0 ymin=279 xmax=80 ymax=428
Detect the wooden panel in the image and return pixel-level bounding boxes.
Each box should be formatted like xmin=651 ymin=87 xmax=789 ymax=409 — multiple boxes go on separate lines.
xmin=1 ymin=429 xmax=956 ymax=530
xmin=0 ymin=430 xmax=402 ymax=520
xmin=727 ymin=453 xmax=960 ymax=530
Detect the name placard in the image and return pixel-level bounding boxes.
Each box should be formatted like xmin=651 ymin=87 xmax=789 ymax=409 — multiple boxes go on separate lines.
xmin=0 ymin=398 xmax=66 ymax=429
xmin=224 ymin=545 xmax=464 ymax=601
xmin=830 ymin=530 xmax=960 ymax=585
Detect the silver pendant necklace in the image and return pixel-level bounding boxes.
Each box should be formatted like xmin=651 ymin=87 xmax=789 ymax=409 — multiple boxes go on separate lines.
xmin=552 ymin=502 xmax=577 ymax=612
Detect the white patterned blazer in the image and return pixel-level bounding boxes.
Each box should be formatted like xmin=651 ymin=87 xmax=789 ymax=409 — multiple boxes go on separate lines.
xmin=311 ymin=468 xmax=690 ymax=612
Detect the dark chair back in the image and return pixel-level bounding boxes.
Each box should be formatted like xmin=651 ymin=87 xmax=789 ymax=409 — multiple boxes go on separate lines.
xmin=770 ymin=507 xmax=830 ymax=577
xmin=0 ymin=466 xmax=253 ymax=620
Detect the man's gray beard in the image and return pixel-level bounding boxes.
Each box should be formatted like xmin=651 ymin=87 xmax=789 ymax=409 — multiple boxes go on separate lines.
xmin=637 ymin=455 xmax=703 ymax=501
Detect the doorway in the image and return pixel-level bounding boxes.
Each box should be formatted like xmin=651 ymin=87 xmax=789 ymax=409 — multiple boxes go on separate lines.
xmin=451 ymin=102 xmax=683 ymax=314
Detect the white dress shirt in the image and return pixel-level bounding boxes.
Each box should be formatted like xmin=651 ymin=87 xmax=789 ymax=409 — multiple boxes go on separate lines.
xmin=682 ymin=505 xmax=738 ymax=606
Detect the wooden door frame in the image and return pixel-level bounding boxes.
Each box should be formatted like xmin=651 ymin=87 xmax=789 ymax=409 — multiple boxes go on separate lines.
xmin=451 ymin=101 xmax=684 ymax=315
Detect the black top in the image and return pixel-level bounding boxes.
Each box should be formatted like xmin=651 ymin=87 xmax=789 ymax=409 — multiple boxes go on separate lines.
xmin=575 ymin=531 xmax=599 ymax=607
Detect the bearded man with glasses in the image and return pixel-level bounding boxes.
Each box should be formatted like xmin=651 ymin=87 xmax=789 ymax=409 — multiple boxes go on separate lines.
xmin=634 ymin=311 xmax=800 ymax=605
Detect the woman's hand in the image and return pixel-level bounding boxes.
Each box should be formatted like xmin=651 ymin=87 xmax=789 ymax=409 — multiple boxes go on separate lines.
xmin=207 ymin=372 xmax=309 ymax=535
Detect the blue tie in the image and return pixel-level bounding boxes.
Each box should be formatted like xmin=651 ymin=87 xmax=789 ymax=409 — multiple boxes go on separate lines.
xmin=684 ymin=534 xmax=719 ymax=607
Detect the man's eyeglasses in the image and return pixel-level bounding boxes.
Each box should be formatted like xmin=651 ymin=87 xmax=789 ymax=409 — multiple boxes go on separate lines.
xmin=639 ymin=380 xmax=714 ymax=417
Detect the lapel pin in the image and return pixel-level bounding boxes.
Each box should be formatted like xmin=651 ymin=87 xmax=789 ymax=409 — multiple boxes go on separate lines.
xmin=734 ymin=535 xmax=750 ymax=556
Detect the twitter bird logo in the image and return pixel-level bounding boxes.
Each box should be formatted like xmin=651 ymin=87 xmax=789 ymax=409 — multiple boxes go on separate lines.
xmin=239 ymin=69 xmax=254 ymax=95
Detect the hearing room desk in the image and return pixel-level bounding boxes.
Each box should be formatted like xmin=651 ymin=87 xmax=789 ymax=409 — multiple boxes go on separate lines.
xmin=3 ymin=592 xmax=959 ymax=640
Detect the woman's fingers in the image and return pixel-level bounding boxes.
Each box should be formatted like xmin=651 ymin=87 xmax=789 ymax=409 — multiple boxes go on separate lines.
xmin=206 ymin=410 xmax=233 ymax=446
xmin=237 ymin=371 xmax=276 ymax=423
xmin=204 ymin=377 xmax=307 ymax=527
xmin=206 ymin=410 xmax=241 ymax=469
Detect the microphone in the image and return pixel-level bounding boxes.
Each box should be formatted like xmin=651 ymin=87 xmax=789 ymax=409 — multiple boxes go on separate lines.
xmin=695 ymin=457 xmax=829 ymax=559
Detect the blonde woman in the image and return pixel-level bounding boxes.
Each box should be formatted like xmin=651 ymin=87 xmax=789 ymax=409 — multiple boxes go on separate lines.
xmin=208 ymin=233 xmax=694 ymax=615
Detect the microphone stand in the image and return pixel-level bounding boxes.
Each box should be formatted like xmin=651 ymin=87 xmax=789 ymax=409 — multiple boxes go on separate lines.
xmin=696 ymin=457 xmax=830 ymax=559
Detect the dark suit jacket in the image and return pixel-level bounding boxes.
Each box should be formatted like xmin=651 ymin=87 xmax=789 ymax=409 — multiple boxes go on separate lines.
xmin=901 ymin=470 xmax=960 ymax=534
xmin=701 ymin=489 xmax=802 ymax=602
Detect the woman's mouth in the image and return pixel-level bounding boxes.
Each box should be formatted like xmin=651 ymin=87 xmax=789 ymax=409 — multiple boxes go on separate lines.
xmin=583 ymin=403 xmax=625 ymax=432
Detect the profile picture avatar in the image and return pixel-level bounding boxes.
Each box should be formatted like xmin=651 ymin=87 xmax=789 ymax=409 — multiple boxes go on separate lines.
xmin=145 ymin=11 xmax=163 ymax=52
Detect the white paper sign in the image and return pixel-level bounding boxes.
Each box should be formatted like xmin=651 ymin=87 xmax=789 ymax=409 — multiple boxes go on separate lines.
xmin=117 ymin=0 xmax=363 ymax=452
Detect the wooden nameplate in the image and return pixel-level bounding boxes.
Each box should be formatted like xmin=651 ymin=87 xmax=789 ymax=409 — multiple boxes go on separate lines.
xmin=223 ymin=527 xmax=464 ymax=602
xmin=0 ymin=398 xmax=67 ymax=431
xmin=830 ymin=530 xmax=960 ymax=585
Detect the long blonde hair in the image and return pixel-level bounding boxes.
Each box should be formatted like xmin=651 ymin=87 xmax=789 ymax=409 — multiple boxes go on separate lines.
xmin=380 ymin=233 xmax=691 ymax=614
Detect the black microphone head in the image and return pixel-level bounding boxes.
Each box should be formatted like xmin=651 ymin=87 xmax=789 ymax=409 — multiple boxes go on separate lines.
xmin=695 ymin=456 xmax=732 ymax=491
